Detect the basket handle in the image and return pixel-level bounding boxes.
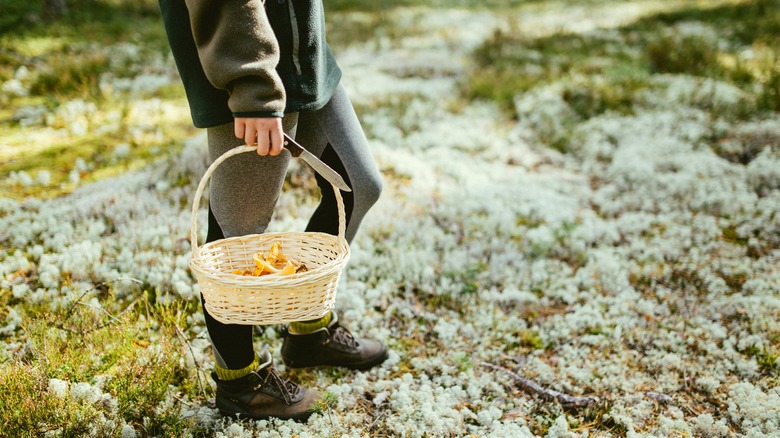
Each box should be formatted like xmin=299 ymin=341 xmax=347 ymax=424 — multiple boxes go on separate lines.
xmin=190 ymin=145 xmax=347 ymax=256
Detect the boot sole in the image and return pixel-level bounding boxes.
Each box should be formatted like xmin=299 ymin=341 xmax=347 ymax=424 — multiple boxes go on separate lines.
xmin=216 ymin=396 xmax=315 ymax=422
xmin=217 ymin=408 xmax=314 ymax=422
xmin=284 ymin=348 xmax=389 ymax=371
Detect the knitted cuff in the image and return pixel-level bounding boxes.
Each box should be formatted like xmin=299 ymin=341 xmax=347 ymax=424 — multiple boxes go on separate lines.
xmin=214 ymin=352 xmax=261 ymax=381
xmin=289 ymin=311 xmax=333 ymax=334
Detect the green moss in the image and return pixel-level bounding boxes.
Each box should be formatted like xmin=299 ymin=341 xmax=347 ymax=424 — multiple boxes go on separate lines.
xmin=454 ymin=261 xmax=488 ymax=296
xmin=0 ymin=291 xmax=206 ymax=436
xmin=0 ymin=138 xmax=180 ymax=200
xmin=465 ymin=0 xmax=780 ymax=134
xmin=742 ymin=344 xmax=780 ymax=375
xmin=0 ymin=98 xmax=194 ymax=200
xmin=634 ymin=0 xmax=780 ymax=47
xmin=29 ymin=49 xmax=110 ymax=99
xmin=757 ymin=63 xmax=780 ymax=113
xmin=518 ymin=329 xmax=545 ymax=350
xmin=0 ymin=0 xmax=196 ymax=200
xmin=1 ymin=0 xmax=161 ymax=36
xmin=353 ymin=93 xmax=430 ymax=137
xmin=327 ymin=0 xmax=556 ymax=12
xmin=722 ymin=225 xmax=750 ymax=246
xmin=646 ymin=33 xmax=719 ymax=76
xmin=466 ymin=23 xmax=646 ymax=119
xmin=0 ymin=364 xmax=102 ymax=436
xmin=563 ymin=72 xmax=651 ymax=119
xmin=0 ymin=0 xmax=44 ymax=34
xmin=463 ymin=64 xmax=542 ymax=115
xmin=104 ymin=341 xmax=187 ymax=428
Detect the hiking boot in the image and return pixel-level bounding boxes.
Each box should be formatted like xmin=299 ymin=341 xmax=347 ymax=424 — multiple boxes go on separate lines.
xmin=281 ymin=312 xmax=388 ymax=370
xmin=212 ymin=348 xmax=319 ymax=421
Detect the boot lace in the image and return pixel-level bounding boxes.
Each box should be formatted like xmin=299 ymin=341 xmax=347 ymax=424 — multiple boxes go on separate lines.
xmin=331 ymin=324 xmax=359 ymax=348
xmin=254 ymin=367 xmax=301 ymax=405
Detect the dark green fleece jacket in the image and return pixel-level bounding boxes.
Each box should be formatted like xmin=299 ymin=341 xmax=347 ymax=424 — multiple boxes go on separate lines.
xmin=159 ymin=0 xmax=341 ymax=128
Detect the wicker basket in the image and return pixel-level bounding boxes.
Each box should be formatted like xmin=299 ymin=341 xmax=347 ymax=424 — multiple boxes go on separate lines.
xmin=189 ymin=145 xmax=350 ymax=325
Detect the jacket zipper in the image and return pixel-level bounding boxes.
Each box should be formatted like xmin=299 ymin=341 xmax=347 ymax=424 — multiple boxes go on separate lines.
xmin=287 ymin=1 xmax=302 ymax=76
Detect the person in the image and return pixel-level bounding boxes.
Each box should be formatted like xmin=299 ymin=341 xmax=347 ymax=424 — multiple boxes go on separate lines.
xmin=158 ymin=0 xmax=387 ymax=421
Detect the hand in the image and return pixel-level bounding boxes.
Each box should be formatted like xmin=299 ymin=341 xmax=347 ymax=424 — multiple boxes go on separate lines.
xmin=234 ymin=117 xmax=284 ymax=156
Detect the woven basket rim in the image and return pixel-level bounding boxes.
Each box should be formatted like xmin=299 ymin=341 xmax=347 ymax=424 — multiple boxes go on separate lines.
xmin=189 ymin=146 xmax=350 ymax=300
xmin=190 ymin=237 xmax=349 ymax=286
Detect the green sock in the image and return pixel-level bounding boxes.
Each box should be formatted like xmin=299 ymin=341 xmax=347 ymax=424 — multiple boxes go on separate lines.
xmin=214 ymin=353 xmax=261 ymax=381
xmin=289 ymin=312 xmax=333 ymax=334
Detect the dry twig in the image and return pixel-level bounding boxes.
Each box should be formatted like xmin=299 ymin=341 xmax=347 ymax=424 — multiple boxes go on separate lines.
xmin=644 ymin=391 xmax=673 ymax=405
xmin=174 ymin=311 xmax=206 ymax=397
xmin=53 ymin=280 xmax=139 ymax=335
xmin=483 ymin=362 xmax=676 ymax=410
xmin=482 ymin=362 xmax=600 ymax=409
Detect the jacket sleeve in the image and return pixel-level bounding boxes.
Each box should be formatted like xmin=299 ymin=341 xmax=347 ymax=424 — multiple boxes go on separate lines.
xmin=184 ymin=0 xmax=286 ymax=117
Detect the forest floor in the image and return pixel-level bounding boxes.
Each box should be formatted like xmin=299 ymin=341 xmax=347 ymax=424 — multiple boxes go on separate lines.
xmin=1 ymin=0 xmax=778 ymax=436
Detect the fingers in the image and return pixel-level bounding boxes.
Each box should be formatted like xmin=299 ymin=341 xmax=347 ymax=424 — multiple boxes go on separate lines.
xmin=269 ymin=119 xmax=283 ymax=156
xmin=256 ymin=127 xmax=270 ymax=156
xmin=235 ymin=118 xmax=258 ymax=147
xmin=234 ymin=117 xmax=285 ymax=156
xmin=234 ymin=119 xmax=245 ymax=140
xmin=246 ymin=125 xmax=260 ymax=149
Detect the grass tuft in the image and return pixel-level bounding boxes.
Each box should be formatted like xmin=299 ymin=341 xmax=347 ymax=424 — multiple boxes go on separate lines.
xmin=646 ymin=32 xmax=719 ymax=77
xmin=29 ymin=49 xmax=111 ymax=99
xmin=0 ymin=364 xmax=103 ymax=437
xmin=0 ymin=291 xmax=206 ymax=437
